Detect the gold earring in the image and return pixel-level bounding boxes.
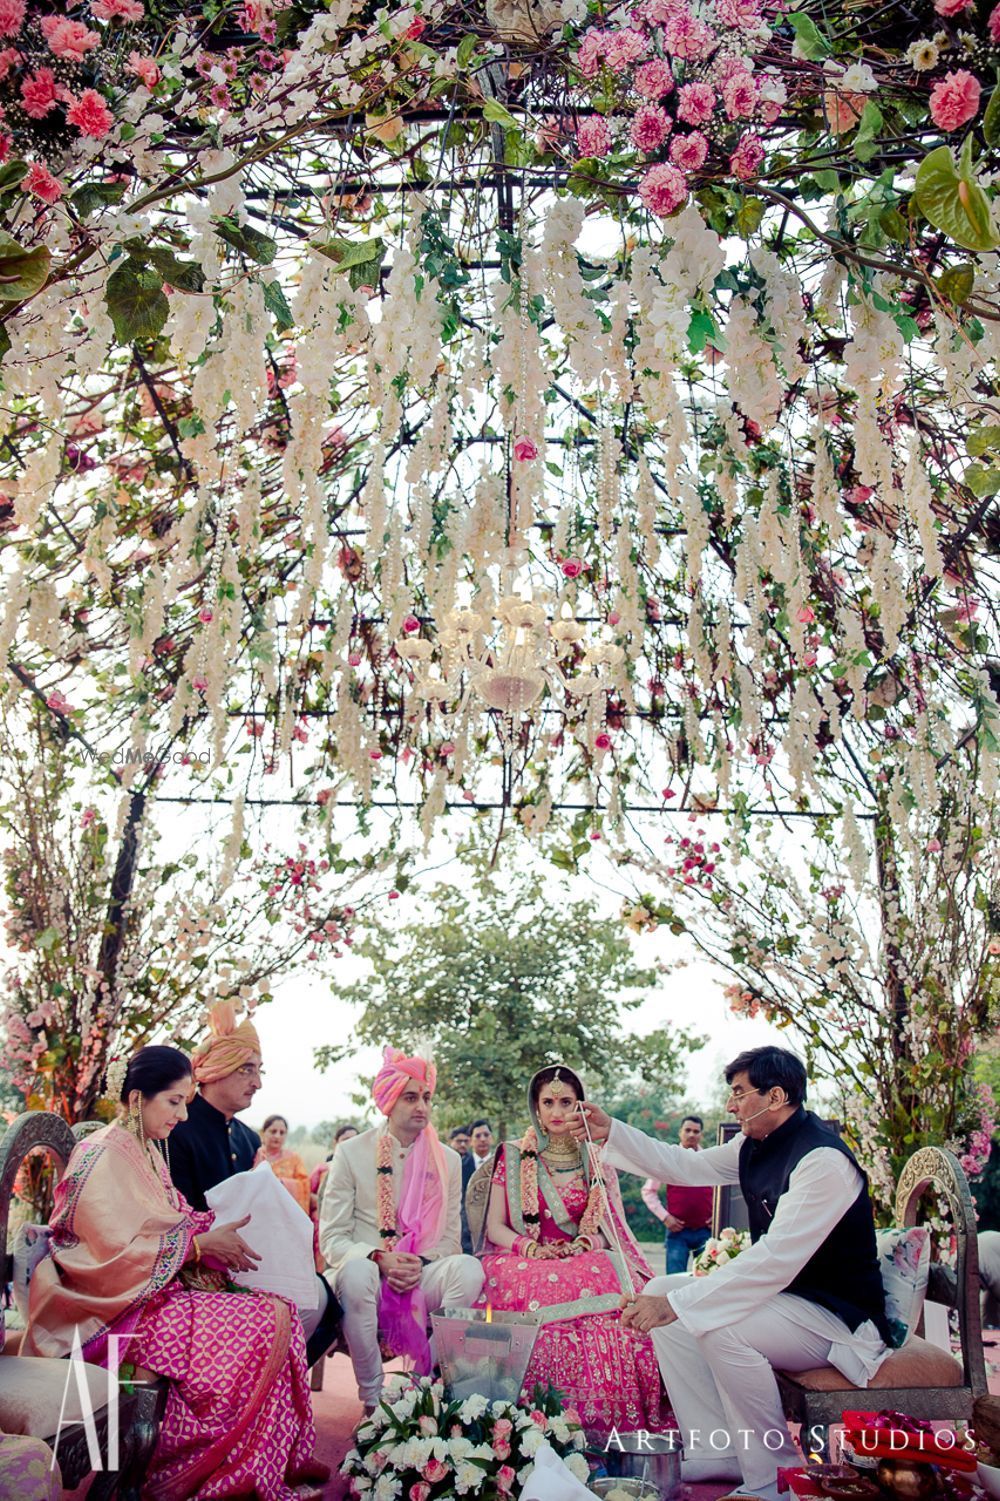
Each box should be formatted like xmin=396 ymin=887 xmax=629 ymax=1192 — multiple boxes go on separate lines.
xmin=129 ymin=1097 xmax=146 ymax=1148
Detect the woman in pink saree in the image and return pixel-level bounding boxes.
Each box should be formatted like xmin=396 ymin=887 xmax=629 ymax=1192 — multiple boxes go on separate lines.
xmin=23 ymin=1045 xmax=322 ymax=1500
xmin=474 ymin=1064 xmax=670 ymax=1440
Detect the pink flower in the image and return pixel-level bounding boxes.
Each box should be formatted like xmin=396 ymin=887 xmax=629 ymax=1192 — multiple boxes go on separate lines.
xmin=925 ymin=838 xmax=942 ymax=853
xmin=722 ymin=71 xmax=758 ymax=119
xmin=663 ymin=8 xmax=717 ymax=60
xmin=796 ymin=605 xmax=816 ymax=624
xmin=638 ymin=161 xmax=688 ymax=215
xmin=670 ymin=129 xmax=708 ymax=170
xmin=560 ymin=556 xmax=584 ymax=578
xmin=67 ymin=87 xmax=114 ymax=138
xmin=402 ymin=614 xmax=421 ymax=633
xmin=40 ymin=15 xmax=100 ymax=60
xmin=0 ymin=0 xmax=23 ymax=36
xmin=990 ymin=3 xmax=1000 ymax=42
xmin=934 ymin=0 xmax=972 ymax=13
xmin=594 ymin=731 xmax=612 ymax=750
xmin=713 ymin=0 xmax=762 ymax=29
xmin=24 ymin=161 xmax=64 ymax=203
xmin=604 ymin=26 xmax=649 ymax=71
xmin=405 ymin=14 xmax=426 ymax=37
xmin=46 ymin=690 xmax=73 ymax=715
xmin=493 ymin=1419 xmax=514 ymax=1439
xmin=21 ymin=68 xmax=61 ymax=120
xmin=630 ymin=102 xmax=672 ymax=152
xmin=81 ymin=807 xmax=97 ymax=828
xmin=193 ymin=675 xmax=208 ymax=694
xmin=676 ymin=80 xmax=716 ymax=125
xmin=729 ymin=131 xmax=764 ymax=180
xmin=634 ymin=57 xmax=674 ymax=99
xmin=529 ymin=1410 xmax=548 ymax=1428
xmin=128 ymin=50 xmax=161 ymax=87
xmin=575 ymin=27 xmax=607 ymax=78
xmin=514 ymin=436 xmax=539 ymax=460
xmin=0 ymin=47 xmax=20 ymax=79
xmin=90 ymin=0 xmax=145 ymax=18
xmin=209 ymin=83 xmax=232 ymax=109
xmin=410 ymin=1486 xmax=431 ymax=1501
xmin=929 ymin=70 xmax=981 ymax=131
xmin=576 ymin=115 xmax=612 ymax=156
xmin=493 ymin=1440 xmax=512 ymax=1460
xmin=497 ymin=1466 xmax=517 ymax=1493
xmin=198 ymin=607 xmax=214 ymax=624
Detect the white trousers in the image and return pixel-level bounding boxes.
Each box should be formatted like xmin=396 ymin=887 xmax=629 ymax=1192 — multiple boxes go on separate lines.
xmin=647 ymin=1274 xmax=840 ymax=1492
xmin=336 ymin=1254 xmax=485 ymax=1404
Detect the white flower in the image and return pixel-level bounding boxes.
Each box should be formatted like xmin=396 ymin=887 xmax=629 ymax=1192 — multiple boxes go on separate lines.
xmin=447 ymin=1438 xmax=475 ymax=1462
xmin=567 ymin=1453 xmax=590 ymax=1482
xmin=839 ymin=61 xmax=877 ymax=91
xmin=906 ymin=38 xmax=939 ymax=71
xmin=460 ymin=1395 xmax=489 ymax=1421
xmin=373 ymin=1475 xmax=401 ymax=1501
xmin=455 ymin=1462 xmax=484 ymax=1494
xmin=522 ymin=1428 xmax=545 ymax=1458
xmin=549 ymin=1418 xmax=571 ymax=1444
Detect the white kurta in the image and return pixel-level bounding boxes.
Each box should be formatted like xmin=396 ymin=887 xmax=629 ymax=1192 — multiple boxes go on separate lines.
xmin=603 ymin=1117 xmax=889 ymax=1495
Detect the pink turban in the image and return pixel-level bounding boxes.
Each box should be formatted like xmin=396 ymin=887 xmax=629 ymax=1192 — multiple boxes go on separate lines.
xmin=192 ymin=1000 xmax=261 ymax=1084
xmin=372 ymin=1046 xmax=437 ymax=1116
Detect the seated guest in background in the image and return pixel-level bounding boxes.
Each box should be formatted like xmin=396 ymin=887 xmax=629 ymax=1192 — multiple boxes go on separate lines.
xmin=641 ymin=1114 xmax=713 ymax=1272
xmin=24 ymin=1046 xmax=323 ymax=1500
xmin=320 ymin=1046 xmax=484 ymax=1411
xmin=170 ymin=1000 xmax=341 ymax=1366
xmin=255 ymin=1114 xmax=310 ymax=1213
xmin=476 ymin=1064 xmax=668 ymax=1440
xmin=577 ymin=1047 xmax=891 ymax=1501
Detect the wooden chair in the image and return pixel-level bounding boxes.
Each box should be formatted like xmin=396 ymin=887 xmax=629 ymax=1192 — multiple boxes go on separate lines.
xmin=776 ymin=1146 xmax=988 ymax=1458
xmin=0 ymin=1111 xmax=168 ymax=1499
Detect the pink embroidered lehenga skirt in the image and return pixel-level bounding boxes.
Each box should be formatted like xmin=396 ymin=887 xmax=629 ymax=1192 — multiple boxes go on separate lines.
xmin=479 ymin=1249 xmax=671 ymax=1440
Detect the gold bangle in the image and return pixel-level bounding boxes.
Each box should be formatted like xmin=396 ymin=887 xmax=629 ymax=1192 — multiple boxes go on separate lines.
xmin=192 ymin=1236 xmax=202 ymax=1264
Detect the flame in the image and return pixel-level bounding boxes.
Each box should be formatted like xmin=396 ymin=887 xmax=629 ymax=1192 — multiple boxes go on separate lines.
xmin=485 ymin=1303 xmax=493 ymax=1324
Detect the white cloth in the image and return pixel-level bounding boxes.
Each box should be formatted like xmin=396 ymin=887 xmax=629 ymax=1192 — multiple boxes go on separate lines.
xmin=604 ymin=1118 xmax=890 ymax=1493
xmin=520 ymin=1441 xmax=593 ymax=1501
xmin=336 ymin=1254 xmax=484 ymax=1404
xmin=318 ymin=1125 xmax=464 ymax=1280
xmin=205 ymin=1161 xmax=317 ymax=1311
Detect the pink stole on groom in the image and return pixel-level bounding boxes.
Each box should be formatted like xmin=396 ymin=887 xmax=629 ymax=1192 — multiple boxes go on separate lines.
xmin=379 ymin=1127 xmax=447 ymax=1372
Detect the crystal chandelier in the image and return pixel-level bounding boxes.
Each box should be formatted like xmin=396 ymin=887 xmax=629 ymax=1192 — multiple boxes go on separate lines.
xmin=394 ymin=591 xmax=627 ymax=747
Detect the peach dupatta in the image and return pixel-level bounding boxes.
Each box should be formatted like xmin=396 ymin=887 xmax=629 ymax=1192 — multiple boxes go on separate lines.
xmin=23 ymin=1123 xmax=199 ymax=1361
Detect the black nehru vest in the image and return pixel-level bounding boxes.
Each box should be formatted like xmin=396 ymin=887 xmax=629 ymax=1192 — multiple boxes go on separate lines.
xmin=739 ymin=1107 xmax=891 ymax=1343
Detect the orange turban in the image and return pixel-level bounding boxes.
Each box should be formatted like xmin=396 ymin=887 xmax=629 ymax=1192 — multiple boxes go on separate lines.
xmin=192 ymin=1000 xmax=261 ymax=1084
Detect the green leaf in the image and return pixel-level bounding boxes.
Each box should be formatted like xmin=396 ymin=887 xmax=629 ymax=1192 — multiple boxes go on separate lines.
xmin=854 ymin=101 xmax=883 ymax=163
xmin=786 ymin=10 xmax=830 ymax=59
xmin=879 ymin=207 xmax=908 ymax=242
xmin=36 ymin=926 xmax=60 ymax=952
xmin=0 ymin=160 xmax=28 ymax=194
xmin=123 ymin=239 xmax=206 ymax=293
xmin=734 ymin=196 xmax=765 ymax=235
xmin=71 ymin=181 xmax=126 ymax=217
xmin=936 ymin=264 xmax=975 ymax=304
xmin=963 ymin=460 xmax=1000 ymax=497
xmin=0 ymin=232 xmax=51 ymax=302
xmin=214 ymin=215 xmax=277 ymax=265
xmin=263 ymin=277 xmax=294 ymax=331
xmin=984 ymin=80 xmax=1000 ymax=147
xmin=482 ymin=99 xmax=521 ymax=131
xmin=967 ymin=424 xmax=1000 ymax=456
xmin=687 ymin=307 xmax=717 ymax=354
xmin=456 ymin=33 xmax=478 ymax=68
xmin=313 ymin=235 xmax=387 ymax=290
xmin=105 ymin=260 xmax=169 ymax=344
xmin=914 ymin=143 xmax=998 ymax=253
xmin=893 ymin=313 xmax=920 ymax=344
xmin=0 ymin=321 xmax=10 ymax=365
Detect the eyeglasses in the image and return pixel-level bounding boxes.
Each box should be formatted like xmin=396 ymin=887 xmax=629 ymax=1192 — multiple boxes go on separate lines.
xmin=727 ymin=1086 xmax=767 ymax=1103
xmin=236 ymin=1064 xmax=265 ymax=1079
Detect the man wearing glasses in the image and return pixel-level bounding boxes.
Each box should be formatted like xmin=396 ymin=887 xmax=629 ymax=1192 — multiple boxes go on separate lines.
xmin=170 ymin=1000 xmax=342 ymax=1366
xmin=574 ymin=1046 xmax=891 ymax=1501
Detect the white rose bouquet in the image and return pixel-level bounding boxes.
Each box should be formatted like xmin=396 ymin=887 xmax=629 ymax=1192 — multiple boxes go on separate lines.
xmin=342 ymin=1376 xmax=590 ymax=1501
xmin=692 ymin=1227 xmax=753 ymax=1275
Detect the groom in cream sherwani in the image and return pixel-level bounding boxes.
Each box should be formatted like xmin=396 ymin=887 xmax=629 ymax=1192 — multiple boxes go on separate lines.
xmin=319 ymin=1047 xmax=484 ymax=1409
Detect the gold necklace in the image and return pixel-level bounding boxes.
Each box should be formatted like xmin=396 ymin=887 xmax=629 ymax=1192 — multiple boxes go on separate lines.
xmin=541 ymin=1136 xmax=581 ymax=1164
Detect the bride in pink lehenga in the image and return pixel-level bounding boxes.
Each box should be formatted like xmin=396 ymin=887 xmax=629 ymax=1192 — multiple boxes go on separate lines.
xmin=473 ymin=1064 xmax=671 ymax=1441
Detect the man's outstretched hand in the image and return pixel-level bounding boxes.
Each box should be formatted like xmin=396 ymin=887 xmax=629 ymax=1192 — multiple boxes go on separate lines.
xmin=570 ymin=1101 xmax=612 ymax=1144
xmin=620 ymin=1293 xmax=678 ymax=1332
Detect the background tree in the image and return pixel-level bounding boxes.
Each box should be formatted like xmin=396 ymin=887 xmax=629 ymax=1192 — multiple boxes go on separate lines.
xmin=315 ymin=855 xmax=704 ymax=1140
